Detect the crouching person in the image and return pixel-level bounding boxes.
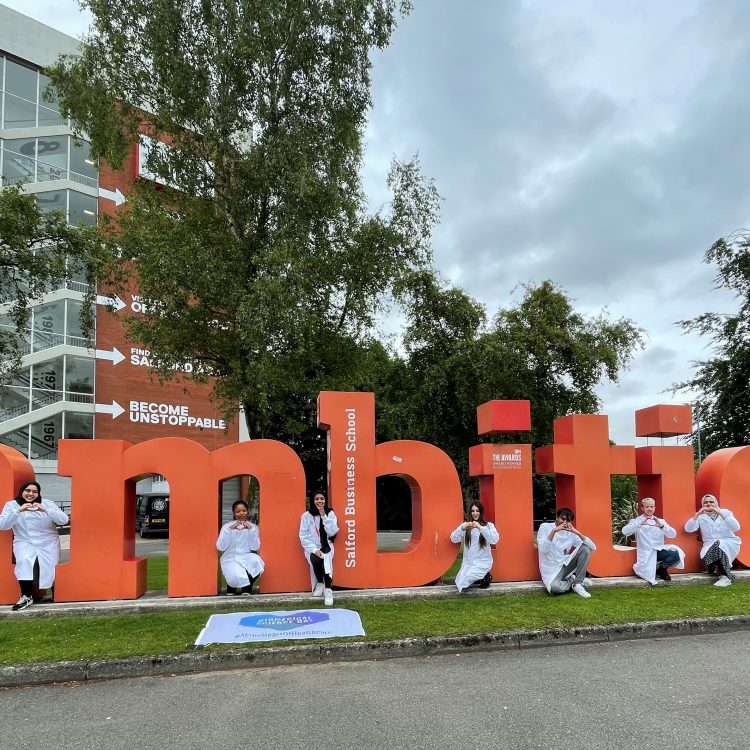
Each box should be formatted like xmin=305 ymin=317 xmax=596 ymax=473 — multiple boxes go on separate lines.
xmin=217 ymin=500 xmax=265 ymax=595
xmin=537 ymin=507 xmax=596 ymax=599
xmin=622 ymin=497 xmax=684 ymax=585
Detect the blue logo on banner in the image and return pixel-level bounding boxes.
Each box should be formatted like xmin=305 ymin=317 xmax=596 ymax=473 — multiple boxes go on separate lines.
xmin=239 ymin=611 xmax=330 ymax=632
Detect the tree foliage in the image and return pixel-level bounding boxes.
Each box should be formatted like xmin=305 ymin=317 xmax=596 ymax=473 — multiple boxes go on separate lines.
xmin=48 ymin=0 xmax=434 ymax=439
xmin=377 ymin=278 xmax=643 ymax=517
xmin=676 ymin=231 xmax=750 ymax=453
xmin=0 ymin=185 xmax=101 ymax=377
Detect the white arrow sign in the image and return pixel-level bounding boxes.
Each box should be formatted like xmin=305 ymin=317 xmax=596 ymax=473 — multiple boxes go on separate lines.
xmin=95 ymin=347 xmax=125 ymax=366
xmin=95 ymin=400 xmax=125 ymax=419
xmin=95 ymin=294 xmax=126 ymax=312
xmin=98 ymin=186 xmax=126 ymax=206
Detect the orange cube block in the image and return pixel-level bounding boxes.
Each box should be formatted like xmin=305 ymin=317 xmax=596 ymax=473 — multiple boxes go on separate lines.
xmin=476 ymin=400 xmax=531 ymax=435
xmin=635 ymin=404 xmax=693 ymax=438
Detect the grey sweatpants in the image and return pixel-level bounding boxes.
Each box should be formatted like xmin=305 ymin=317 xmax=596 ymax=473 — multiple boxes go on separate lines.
xmin=549 ymin=545 xmax=591 ymax=594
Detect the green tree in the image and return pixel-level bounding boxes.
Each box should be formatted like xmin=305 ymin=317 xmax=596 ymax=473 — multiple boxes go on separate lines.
xmin=676 ymin=232 xmax=750 ymax=453
xmin=378 ymin=278 xmax=643 ymax=518
xmin=0 ymin=185 xmax=101 ymax=378
xmin=48 ymin=0 xmax=437 ymax=441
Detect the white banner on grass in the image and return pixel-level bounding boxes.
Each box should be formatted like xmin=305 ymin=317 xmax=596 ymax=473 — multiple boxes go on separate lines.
xmin=195 ymin=609 xmax=366 ymax=645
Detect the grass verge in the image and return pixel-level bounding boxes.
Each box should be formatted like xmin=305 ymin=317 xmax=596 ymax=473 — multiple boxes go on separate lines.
xmin=1 ymin=582 xmax=748 ymax=666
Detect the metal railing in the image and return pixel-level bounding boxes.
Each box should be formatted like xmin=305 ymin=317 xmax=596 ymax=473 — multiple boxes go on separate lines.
xmin=0 ymin=385 xmax=93 ymax=423
xmin=0 ymin=324 xmax=90 ymax=356
xmin=1 ymin=149 xmax=97 ymax=190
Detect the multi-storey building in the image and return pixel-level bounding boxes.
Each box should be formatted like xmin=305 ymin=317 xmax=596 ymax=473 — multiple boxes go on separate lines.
xmin=1 ymin=7 xmax=240 ymax=503
xmin=1 ymin=8 xmax=98 ymax=499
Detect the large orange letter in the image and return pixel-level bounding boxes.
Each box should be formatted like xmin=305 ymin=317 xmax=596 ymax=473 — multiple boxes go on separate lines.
xmin=635 ymin=405 xmax=701 ymax=573
xmin=0 ymin=445 xmax=35 ymax=604
xmin=536 ymin=414 xmax=636 ymax=577
xmin=55 ymin=440 xmax=147 ymax=601
xmin=469 ymin=400 xmax=538 ymax=581
xmin=123 ymin=438 xmax=215 ymax=597
xmin=211 ymin=441 xmax=308 ymax=594
xmin=695 ymin=447 xmax=750 ymax=567
xmin=318 ymin=391 xmax=463 ymax=588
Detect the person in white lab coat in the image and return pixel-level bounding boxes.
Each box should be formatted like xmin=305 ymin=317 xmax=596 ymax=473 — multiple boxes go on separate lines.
xmin=685 ymin=494 xmax=742 ymax=587
xmin=537 ymin=507 xmax=596 ymax=598
xmin=0 ymin=481 xmax=68 ymax=611
xmin=216 ymin=500 xmax=264 ymax=595
xmin=299 ymin=492 xmax=339 ymax=606
xmin=621 ymin=497 xmax=684 ymax=585
xmin=450 ymin=501 xmax=499 ymax=592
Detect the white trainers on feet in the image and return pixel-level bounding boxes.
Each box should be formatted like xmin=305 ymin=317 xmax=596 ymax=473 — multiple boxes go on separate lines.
xmin=572 ymin=583 xmax=591 ymax=598
xmin=323 ymin=588 xmax=334 ymax=606
xmin=11 ymin=595 xmax=32 ymax=611
xmin=312 ymin=583 xmax=324 ymax=596
xmin=714 ymin=576 xmax=732 ymax=587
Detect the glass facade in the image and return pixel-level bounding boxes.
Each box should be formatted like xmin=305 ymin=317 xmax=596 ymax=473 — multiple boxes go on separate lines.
xmin=0 ymin=51 xmax=98 ymax=461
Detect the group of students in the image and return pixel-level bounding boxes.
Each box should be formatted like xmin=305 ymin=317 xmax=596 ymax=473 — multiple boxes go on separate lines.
xmin=217 ymin=491 xmax=338 ymax=606
xmin=0 ymin=480 xmax=742 ymax=611
xmin=452 ymin=494 xmax=742 ymax=597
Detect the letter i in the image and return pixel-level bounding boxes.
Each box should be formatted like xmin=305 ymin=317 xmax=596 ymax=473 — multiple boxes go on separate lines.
xmin=469 ymin=400 xmax=538 ymax=581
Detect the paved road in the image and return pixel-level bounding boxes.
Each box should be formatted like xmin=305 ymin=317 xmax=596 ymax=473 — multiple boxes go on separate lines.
xmin=1 ymin=631 xmax=748 ymax=749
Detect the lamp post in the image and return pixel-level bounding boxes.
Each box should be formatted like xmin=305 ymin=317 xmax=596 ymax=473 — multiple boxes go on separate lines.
xmin=692 ymin=401 xmax=702 ymax=464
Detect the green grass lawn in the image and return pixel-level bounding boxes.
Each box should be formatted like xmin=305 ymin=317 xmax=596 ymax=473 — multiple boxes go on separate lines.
xmin=2 ymin=581 xmax=748 ymax=666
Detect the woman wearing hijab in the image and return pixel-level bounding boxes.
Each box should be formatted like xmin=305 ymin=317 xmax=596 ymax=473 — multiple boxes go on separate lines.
xmin=299 ymin=491 xmax=339 ymax=606
xmin=622 ymin=497 xmax=684 ymax=585
xmin=0 ymin=480 xmax=68 ymax=611
xmin=216 ymin=500 xmax=264 ymax=595
xmin=450 ymin=500 xmax=499 ymax=592
xmin=685 ymin=494 xmax=742 ymax=587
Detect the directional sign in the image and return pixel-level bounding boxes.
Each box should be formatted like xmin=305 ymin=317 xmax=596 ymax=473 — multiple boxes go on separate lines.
xmin=95 ymin=294 xmax=126 ymax=312
xmin=94 ymin=347 xmax=125 ymax=366
xmin=95 ymin=400 xmax=125 ymax=419
xmin=98 ymin=186 xmax=126 ymax=206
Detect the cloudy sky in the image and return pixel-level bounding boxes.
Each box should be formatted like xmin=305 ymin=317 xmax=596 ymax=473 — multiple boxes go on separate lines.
xmin=4 ymin=0 xmax=749 ymax=446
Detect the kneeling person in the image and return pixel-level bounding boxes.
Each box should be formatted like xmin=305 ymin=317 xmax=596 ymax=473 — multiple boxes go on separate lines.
xmin=217 ymin=500 xmax=265 ymax=595
xmin=537 ymin=508 xmax=596 ymax=598
xmin=622 ymin=497 xmax=684 ymax=585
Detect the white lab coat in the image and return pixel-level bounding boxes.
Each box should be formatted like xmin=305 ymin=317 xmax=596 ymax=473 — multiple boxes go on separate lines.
xmin=299 ymin=510 xmax=339 ymax=591
xmin=0 ymin=499 xmax=68 ymax=588
xmin=536 ymin=523 xmax=597 ymax=593
xmin=450 ymin=522 xmax=499 ymax=592
xmin=621 ymin=515 xmax=685 ymax=584
xmin=685 ymin=510 xmax=741 ymax=563
xmin=216 ymin=521 xmax=265 ymax=587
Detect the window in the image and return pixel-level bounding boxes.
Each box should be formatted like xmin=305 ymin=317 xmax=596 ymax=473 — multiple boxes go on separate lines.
xmin=65 ymin=356 xmax=95 ymax=394
xmin=68 ymin=190 xmax=97 ymax=226
xmin=31 ymin=415 xmax=61 ymax=459
xmin=70 ymin=139 xmax=97 ymax=180
xmin=31 ymin=357 xmax=64 ymax=391
xmin=64 ymin=413 xmax=93 ymax=440
xmin=35 ymin=189 xmax=67 ymax=215
xmin=4 ymin=59 xmax=38 ymax=101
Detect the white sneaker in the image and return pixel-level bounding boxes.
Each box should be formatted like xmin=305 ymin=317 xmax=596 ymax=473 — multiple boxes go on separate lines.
xmin=312 ymin=583 xmax=324 ymax=596
xmin=572 ymin=583 xmax=591 ymax=599
xmin=714 ymin=576 xmax=732 ymax=587
xmin=11 ymin=595 xmax=32 ymax=612
xmin=323 ymin=588 xmax=334 ymax=606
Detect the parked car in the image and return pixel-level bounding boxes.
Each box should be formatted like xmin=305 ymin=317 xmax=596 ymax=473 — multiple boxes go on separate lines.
xmin=135 ymin=492 xmax=170 ymax=538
